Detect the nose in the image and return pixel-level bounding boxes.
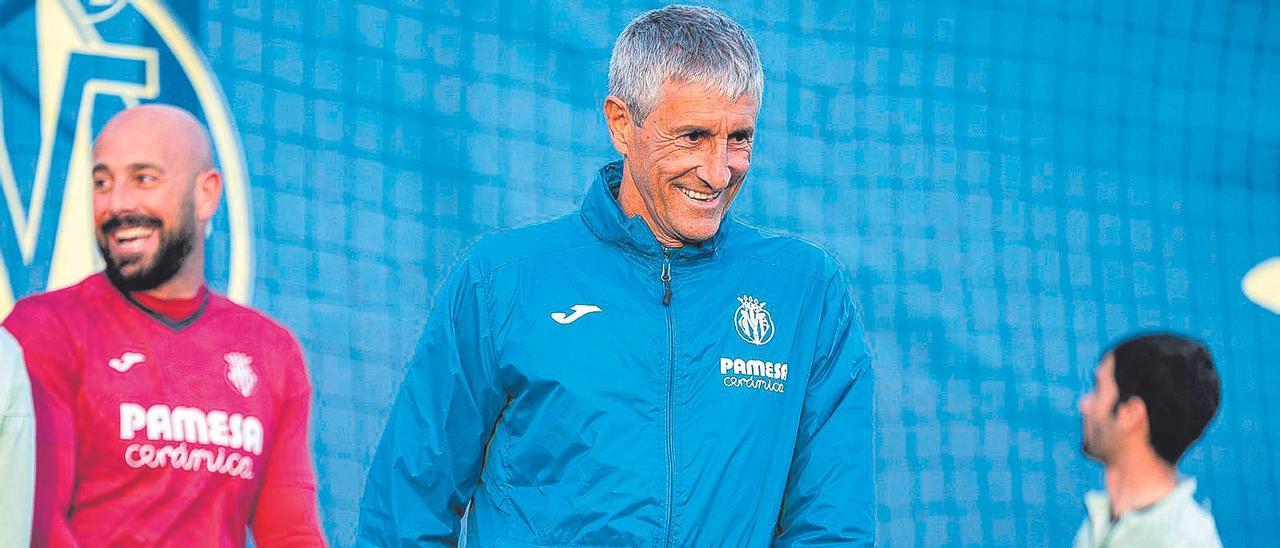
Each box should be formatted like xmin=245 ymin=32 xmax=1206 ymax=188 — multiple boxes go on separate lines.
xmin=1078 ymin=393 xmax=1093 ymax=414
xmin=696 ymin=139 xmax=732 ymax=190
xmin=95 ymin=177 xmax=138 ymax=218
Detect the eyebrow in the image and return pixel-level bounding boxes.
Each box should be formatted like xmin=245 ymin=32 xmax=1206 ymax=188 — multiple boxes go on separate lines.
xmin=92 ymin=163 xmax=165 ymax=174
xmin=669 ymin=125 xmax=756 ymax=137
xmin=128 ymin=163 xmax=164 ymax=173
xmin=670 ymin=124 xmax=712 ymax=135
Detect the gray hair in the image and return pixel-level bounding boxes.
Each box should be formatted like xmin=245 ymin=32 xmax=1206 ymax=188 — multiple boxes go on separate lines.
xmin=608 ymin=5 xmax=764 ymax=124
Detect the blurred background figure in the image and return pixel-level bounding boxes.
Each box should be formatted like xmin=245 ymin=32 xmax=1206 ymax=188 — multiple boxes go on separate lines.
xmin=1075 ymin=333 xmax=1221 ymax=547
xmin=0 ymin=327 xmax=34 ymax=547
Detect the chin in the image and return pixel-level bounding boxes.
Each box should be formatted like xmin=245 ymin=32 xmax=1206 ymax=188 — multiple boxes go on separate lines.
xmin=1081 ymin=442 xmax=1108 ymax=462
xmin=678 ymin=231 xmax=715 ymax=244
xmin=683 ymin=222 xmax=723 ymax=240
xmin=112 ymin=257 xmax=151 ymax=275
xmin=105 ymin=254 xmax=153 ymax=279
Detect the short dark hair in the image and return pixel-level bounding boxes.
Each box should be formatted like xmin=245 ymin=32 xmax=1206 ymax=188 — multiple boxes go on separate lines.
xmin=1110 ymin=333 xmax=1220 ymax=465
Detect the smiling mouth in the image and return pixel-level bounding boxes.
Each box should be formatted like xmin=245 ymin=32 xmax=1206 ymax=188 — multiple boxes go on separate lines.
xmin=679 ymin=187 xmax=722 ymax=202
xmin=111 ymin=226 xmax=158 ymax=251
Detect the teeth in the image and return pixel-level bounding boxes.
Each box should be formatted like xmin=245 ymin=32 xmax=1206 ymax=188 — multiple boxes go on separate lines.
xmin=116 ymin=227 xmax=154 ymax=241
xmin=680 ymin=188 xmax=719 ymax=201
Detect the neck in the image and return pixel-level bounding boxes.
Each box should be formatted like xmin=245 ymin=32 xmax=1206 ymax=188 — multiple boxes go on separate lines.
xmin=617 ymin=165 xmax=683 ymax=248
xmin=140 ymin=280 xmax=203 ymax=300
xmin=1104 ymin=447 xmax=1178 ymax=518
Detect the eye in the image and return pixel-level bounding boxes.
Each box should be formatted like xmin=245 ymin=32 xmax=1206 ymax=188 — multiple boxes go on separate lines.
xmin=729 ymin=132 xmax=753 ymax=147
xmin=681 ymin=131 xmax=708 ymax=145
xmin=136 ymin=173 xmax=159 ymax=185
xmin=93 ymin=176 xmax=111 ymax=191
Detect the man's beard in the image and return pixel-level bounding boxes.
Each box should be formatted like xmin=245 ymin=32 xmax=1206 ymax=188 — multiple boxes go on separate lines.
xmin=98 ymin=208 xmax=196 ymax=292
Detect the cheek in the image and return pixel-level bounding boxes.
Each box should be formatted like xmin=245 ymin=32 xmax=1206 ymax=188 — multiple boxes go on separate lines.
xmin=729 ymin=148 xmax=752 ymax=172
xmin=653 ymin=147 xmax=697 ymax=173
xmin=92 ymin=198 xmax=111 ymax=223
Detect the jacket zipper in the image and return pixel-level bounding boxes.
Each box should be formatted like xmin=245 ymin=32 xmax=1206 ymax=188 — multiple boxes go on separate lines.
xmin=660 ymin=251 xmax=672 ymax=306
xmin=661 ymin=248 xmax=675 ymax=546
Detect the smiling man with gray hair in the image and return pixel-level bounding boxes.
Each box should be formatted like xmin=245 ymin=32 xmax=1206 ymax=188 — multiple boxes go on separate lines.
xmin=358 ymin=5 xmax=874 ymax=546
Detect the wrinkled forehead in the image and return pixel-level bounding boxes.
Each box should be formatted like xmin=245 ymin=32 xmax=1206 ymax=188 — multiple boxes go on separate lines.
xmin=648 ymin=80 xmax=760 ymax=125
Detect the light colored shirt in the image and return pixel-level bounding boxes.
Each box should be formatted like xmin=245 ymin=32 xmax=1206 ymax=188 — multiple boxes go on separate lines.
xmin=1074 ymin=478 xmax=1222 ymax=548
xmin=0 ymin=327 xmax=35 ymax=547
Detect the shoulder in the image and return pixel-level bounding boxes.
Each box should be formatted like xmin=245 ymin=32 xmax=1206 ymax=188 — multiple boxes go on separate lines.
xmin=0 ymin=328 xmax=33 ymax=415
xmin=0 ymin=328 xmax=20 ymax=364
xmin=6 ymin=274 xmax=107 ymax=320
xmin=206 ymin=295 xmax=304 ymax=356
xmin=458 ymin=213 xmax=598 ymax=277
xmin=1167 ymin=498 xmax=1221 ymax=547
xmin=720 ymin=217 xmax=847 ymax=284
xmin=206 ymin=295 xmax=311 ymax=397
xmin=0 ymin=328 xmax=18 ymax=355
xmin=3 ymin=274 xmax=111 ymax=347
xmin=1070 ymin=518 xmax=1091 ymax=548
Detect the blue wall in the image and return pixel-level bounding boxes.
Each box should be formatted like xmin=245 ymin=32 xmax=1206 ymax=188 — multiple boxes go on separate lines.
xmin=4 ymin=0 xmax=1278 ymax=545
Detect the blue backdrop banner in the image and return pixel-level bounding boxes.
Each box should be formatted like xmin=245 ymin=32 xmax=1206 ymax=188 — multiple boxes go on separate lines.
xmin=1 ymin=1 xmax=1276 ymax=546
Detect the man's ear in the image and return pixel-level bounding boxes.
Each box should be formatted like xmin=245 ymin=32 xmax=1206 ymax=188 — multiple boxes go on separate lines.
xmin=1117 ymin=396 xmax=1149 ymax=436
xmin=604 ymin=96 xmax=634 ymax=156
xmin=194 ymin=168 xmax=223 ymax=224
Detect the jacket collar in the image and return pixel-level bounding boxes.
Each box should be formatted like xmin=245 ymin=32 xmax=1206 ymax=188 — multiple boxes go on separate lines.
xmin=579 ymin=160 xmax=728 ymax=260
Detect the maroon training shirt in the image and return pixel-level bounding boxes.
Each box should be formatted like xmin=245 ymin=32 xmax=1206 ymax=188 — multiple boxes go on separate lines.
xmin=4 ymin=273 xmax=323 ymax=547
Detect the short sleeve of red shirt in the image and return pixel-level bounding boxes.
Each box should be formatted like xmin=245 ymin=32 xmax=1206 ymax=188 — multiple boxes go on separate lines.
xmin=262 ymin=333 xmax=318 ymax=488
xmin=250 ymin=331 xmax=324 ymax=546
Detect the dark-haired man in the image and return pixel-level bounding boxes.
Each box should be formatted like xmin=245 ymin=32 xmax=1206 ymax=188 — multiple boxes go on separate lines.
xmin=1075 ymin=333 xmax=1222 ymax=547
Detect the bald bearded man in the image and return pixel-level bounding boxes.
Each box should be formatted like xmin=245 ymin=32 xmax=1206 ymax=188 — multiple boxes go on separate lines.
xmin=4 ymin=105 xmax=324 ymax=547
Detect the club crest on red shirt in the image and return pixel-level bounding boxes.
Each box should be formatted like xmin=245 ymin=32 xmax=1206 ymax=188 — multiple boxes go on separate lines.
xmin=225 ymin=352 xmax=258 ymax=397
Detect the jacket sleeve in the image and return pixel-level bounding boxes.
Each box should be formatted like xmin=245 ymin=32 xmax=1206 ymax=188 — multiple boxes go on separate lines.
xmin=775 ymin=267 xmax=875 ymax=546
xmin=251 ymin=335 xmax=324 ymax=546
xmin=0 ymin=328 xmax=36 ymax=548
xmin=3 ymin=301 xmax=82 ymax=548
xmin=356 ymin=257 xmax=506 ymax=546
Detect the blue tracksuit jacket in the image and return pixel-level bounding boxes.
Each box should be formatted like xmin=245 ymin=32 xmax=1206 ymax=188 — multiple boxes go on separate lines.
xmin=358 ymin=161 xmax=875 ymax=546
